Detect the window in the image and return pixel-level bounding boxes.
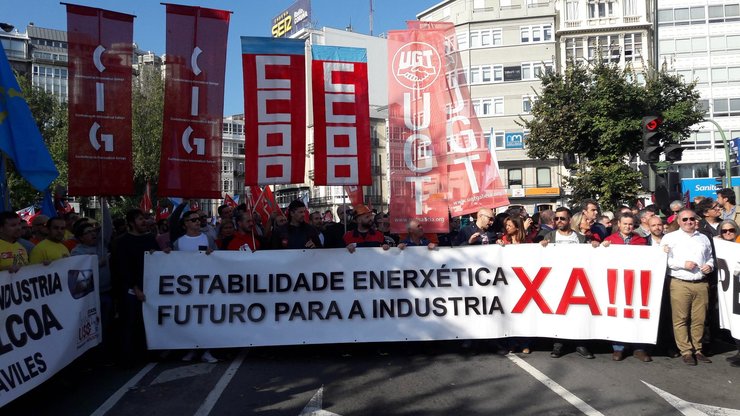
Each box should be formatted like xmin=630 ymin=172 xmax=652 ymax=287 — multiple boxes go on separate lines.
xmin=713 ymin=68 xmax=728 ymax=83
xmin=624 ymin=33 xmax=642 ymax=61
xmin=457 ymin=33 xmax=469 ymax=50
xmin=482 ymin=66 xmax=492 ymax=82
xmin=566 ymin=0 xmax=579 ymax=20
xmin=469 ymin=29 xmax=502 ymax=48
xmin=565 ymin=38 xmax=584 ymax=61
xmin=222 ymin=160 xmax=233 ymax=172
xmin=493 ymin=65 xmax=503 ymax=81
xmin=692 ymin=37 xmax=707 ymax=52
xmin=471 ymin=31 xmax=481 ymax=48
xmin=713 ymin=98 xmax=729 ymax=116
xmin=522 ymin=96 xmax=534 ymax=113
xmin=223 ymin=178 xmax=232 ymax=193
xmin=493 ymin=97 xmax=504 ymax=114
xmin=508 ymin=168 xmax=523 ymax=188
xmin=520 ymin=24 xmax=552 ymax=43
xmin=521 ymin=62 xmax=553 ymax=80
xmin=537 ymin=167 xmax=551 ymax=187
xmin=470 ymin=67 xmax=481 ymax=84
xmin=623 ymin=0 xmax=636 ymax=16
xmin=588 ymin=0 xmax=614 ymax=18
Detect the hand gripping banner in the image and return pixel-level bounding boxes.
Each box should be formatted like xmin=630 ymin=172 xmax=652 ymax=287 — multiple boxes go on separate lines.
xmin=311 ymin=45 xmax=371 ymax=186
xmin=66 ymin=4 xmax=134 ymax=196
xmin=158 ymin=4 xmax=230 ymax=198
xmin=242 ymin=37 xmax=306 ymax=186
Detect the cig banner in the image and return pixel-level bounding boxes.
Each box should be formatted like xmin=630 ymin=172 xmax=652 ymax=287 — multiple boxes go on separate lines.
xmin=0 ymin=256 xmax=101 ymax=407
xmin=242 ymin=37 xmax=306 ymax=186
xmin=311 ymin=45 xmax=371 ymax=186
xmin=143 ymin=245 xmax=666 ymax=349
xmin=158 ymin=4 xmax=230 ymax=198
xmin=387 ymin=25 xmax=450 ymax=233
xmin=66 ymin=4 xmax=134 ymax=196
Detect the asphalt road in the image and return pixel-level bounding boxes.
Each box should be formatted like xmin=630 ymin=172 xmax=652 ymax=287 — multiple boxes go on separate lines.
xmin=4 ymin=340 xmax=740 ymax=416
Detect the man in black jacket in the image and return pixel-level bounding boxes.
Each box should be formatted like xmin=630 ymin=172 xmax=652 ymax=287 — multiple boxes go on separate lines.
xmin=454 ymin=208 xmax=497 ymax=246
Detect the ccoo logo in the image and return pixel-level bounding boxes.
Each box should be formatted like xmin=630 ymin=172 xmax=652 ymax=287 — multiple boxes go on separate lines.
xmin=391 ymin=42 xmax=442 ymax=91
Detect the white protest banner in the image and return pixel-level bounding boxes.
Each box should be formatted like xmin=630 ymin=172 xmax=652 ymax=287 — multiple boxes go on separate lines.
xmin=142 ymin=244 xmax=666 ymax=349
xmin=716 ymin=239 xmax=740 ymax=338
xmin=0 ymin=255 xmax=100 ymax=408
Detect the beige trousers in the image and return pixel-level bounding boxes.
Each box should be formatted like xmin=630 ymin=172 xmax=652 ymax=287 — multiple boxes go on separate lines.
xmin=669 ymin=278 xmax=708 ymax=356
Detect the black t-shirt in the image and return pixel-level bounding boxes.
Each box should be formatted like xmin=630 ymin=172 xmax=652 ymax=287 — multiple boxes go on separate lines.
xmin=111 ymin=232 xmax=160 ymax=291
xmin=270 ymin=223 xmax=322 ymax=249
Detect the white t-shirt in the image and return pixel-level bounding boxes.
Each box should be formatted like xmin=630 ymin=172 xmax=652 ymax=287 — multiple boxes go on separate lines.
xmin=176 ymin=233 xmax=209 ymax=252
xmin=554 ymin=231 xmax=581 ymax=244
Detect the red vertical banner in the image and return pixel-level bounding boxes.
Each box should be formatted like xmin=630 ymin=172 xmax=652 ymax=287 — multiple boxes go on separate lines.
xmin=241 ymin=37 xmax=306 ymax=185
xmin=439 ymin=23 xmax=509 ymax=215
xmin=344 ymin=185 xmax=364 ymax=208
xmin=66 ymin=5 xmax=134 ymax=196
xmin=387 ymin=26 xmax=450 ymax=233
xmin=158 ymin=4 xmax=230 ymax=198
xmin=311 ymin=45 xmax=371 ymax=186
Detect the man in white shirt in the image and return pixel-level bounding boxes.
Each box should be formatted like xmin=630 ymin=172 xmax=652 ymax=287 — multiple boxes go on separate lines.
xmin=660 ymin=209 xmax=714 ymax=366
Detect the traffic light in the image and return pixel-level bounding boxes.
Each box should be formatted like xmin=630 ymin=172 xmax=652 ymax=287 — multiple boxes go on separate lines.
xmin=638 ymin=116 xmax=663 ymax=163
xmin=663 ymin=143 xmax=684 ymax=162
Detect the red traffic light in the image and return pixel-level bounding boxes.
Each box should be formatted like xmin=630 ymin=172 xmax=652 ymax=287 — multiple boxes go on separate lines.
xmin=645 ymin=118 xmax=661 ymax=131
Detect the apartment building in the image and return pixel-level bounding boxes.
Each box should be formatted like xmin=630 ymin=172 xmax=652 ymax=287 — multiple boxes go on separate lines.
xmin=418 ymin=0 xmax=562 ymax=212
xmin=658 ymin=0 xmax=740 ymax=182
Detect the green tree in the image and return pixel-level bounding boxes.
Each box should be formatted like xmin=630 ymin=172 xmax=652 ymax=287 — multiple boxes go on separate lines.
xmin=521 ymin=60 xmax=704 ymax=211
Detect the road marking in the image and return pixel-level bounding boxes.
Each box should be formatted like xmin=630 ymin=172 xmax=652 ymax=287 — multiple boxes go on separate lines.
xmin=642 ymin=381 xmax=740 ymax=416
xmin=150 ymin=363 xmax=216 ymax=386
xmin=299 ymin=386 xmax=342 ymax=416
xmin=194 ymin=349 xmax=248 ymax=416
xmin=90 ymin=362 xmax=157 ymax=416
xmin=507 ymin=354 xmax=605 ymax=416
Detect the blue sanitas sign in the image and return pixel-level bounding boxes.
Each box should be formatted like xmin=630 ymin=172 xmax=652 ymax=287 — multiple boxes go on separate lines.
xmin=505 ymin=132 xmax=524 ymax=149
xmin=681 ymin=177 xmax=740 ymax=199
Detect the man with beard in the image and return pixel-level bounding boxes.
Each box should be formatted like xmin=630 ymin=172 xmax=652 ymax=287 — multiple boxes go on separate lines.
xmin=454 ymin=208 xmax=497 ymax=246
xmin=344 ymin=204 xmax=389 ymax=253
xmin=227 ymin=211 xmax=265 ymax=252
xmin=270 ymin=200 xmax=322 ymax=250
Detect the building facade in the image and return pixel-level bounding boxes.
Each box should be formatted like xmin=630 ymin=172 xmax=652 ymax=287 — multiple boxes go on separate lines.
xmin=658 ymin=0 xmax=740 ymax=181
xmin=418 ymin=0 xmax=563 ymax=212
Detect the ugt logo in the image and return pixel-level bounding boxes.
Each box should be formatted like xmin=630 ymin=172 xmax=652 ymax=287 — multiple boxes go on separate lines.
xmin=391 ymin=42 xmax=441 ymax=91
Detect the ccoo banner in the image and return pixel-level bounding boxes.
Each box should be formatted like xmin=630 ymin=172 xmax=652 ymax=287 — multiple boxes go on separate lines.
xmin=66 ymin=4 xmax=134 ymax=196
xmin=0 ymin=256 xmax=101 ymax=407
xmin=311 ymin=45 xmax=371 ymax=186
xmin=158 ymin=4 xmax=230 ymax=199
xmin=242 ymin=37 xmax=307 ymax=186
xmin=143 ymin=245 xmax=666 ymax=349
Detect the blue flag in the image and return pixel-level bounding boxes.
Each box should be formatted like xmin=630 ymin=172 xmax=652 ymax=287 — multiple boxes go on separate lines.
xmin=0 ymin=43 xmax=58 ymax=191
xmin=40 ymin=189 xmax=55 ymax=218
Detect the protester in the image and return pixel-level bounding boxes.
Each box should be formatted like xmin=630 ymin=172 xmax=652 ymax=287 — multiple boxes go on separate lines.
xmin=661 ymin=209 xmax=714 ymax=365
xmin=496 ymin=216 xmax=532 ymax=245
xmin=215 ymin=220 xmax=236 ymax=250
xmin=17 ymin=219 xmax=35 ymax=257
xmin=226 ymin=211 xmax=265 ymax=252
xmin=29 ymin=214 xmax=49 ymax=245
xmin=270 ymin=200 xmax=322 ymax=249
xmin=437 ymin=215 xmax=460 ymax=247
xmin=0 ymin=211 xmax=28 ymax=272
xmin=715 ymin=220 xmax=739 ymax=243
xmin=695 ymin=198 xmax=721 ymax=237
xmin=110 ymin=209 xmax=162 ymax=366
xmin=344 ymin=204 xmax=389 ymax=253
xmin=667 ymin=200 xmax=685 ymax=224
xmin=398 ymin=219 xmax=436 ymax=250
xmin=375 ymin=212 xmax=399 ymax=247
xmin=455 ymin=208 xmax=497 ymax=245
xmin=310 ymin=211 xmax=327 ymax=247
xmin=30 ymin=217 xmax=70 ymax=264
xmin=716 ymin=188 xmax=740 ymax=223
xmin=581 ymin=199 xmax=606 ymax=241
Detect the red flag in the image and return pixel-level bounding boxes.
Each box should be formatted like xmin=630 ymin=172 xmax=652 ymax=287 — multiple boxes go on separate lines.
xmin=684 ymin=190 xmax=691 ymax=208
xmin=140 ymin=181 xmax=152 ymax=212
xmin=189 ymin=200 xmax=200 ymax=212
xmin=344 ymin=185 xmax=364 ymax=208
xmin=155 ymin=202 xmax=170 ymax=221
xmin=66 ymin=5 xmax=134 ymax=196
xmin=158 ymin=4 xmax=230 ymax=198
xmin=224 ymin=194 xmax=237 ymax=208
xmin=311 ymin=46 xmax=371 ymax=186
xmin=387 ymin=25 xmax=450 ymax=233
xmin=252 ymin=186 xmax=280 ymax=226
xmin=241 ymin=37 xmax=306 ymax=185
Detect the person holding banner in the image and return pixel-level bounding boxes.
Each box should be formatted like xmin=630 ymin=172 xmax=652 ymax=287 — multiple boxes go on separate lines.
xmin=111 ymin=209 xmax=162 ymax=366
xmin=226 ymin=211 xmax=265 ymax=252
xmin=398 ymin=219 xmax=437 ymax=251
xmin=454 ymin=208 xmax=497 ymax=246
xmin=29 ymin=217 xmax=70 ymax=265
xmin=270 ymin=200 xmax=322 ymax=250
xmin=344 ymin=205 xmax=389 ymax=253
xmin=661 ymin=209 xmax=714 ymax=366
xmin=0 ymin=211 xmax=29 ymax=272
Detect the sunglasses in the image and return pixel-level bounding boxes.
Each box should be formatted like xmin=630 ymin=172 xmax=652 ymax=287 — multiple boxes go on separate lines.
xmin=554 ymin=216 xmax=570 ymax=222
xmin=721 ymin=228 xmax=736 ymax=234
xmin=680 ymin=217 xmax=697 ymax=223
xmin=186 ymin=218 xmax=200 ymax=223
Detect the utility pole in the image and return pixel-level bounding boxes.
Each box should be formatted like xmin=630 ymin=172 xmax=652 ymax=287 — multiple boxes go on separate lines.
xmin=369 ymin=0 xmax=374 ymax=36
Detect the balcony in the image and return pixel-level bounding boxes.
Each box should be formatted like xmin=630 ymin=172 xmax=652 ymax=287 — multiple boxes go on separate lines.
xmin=623 ymin=16 xmax=640 ymax=24
xmin=565 ymin=20 xmax=582 ymax=28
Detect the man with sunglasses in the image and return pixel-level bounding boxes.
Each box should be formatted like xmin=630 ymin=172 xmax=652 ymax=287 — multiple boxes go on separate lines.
xmin=695 ymin=198 xmax=721 ymax=237
xmin=660 ymin=209 xmax=714 ymax=366
xmin=454 ymin=208 xmax=497 ymax=246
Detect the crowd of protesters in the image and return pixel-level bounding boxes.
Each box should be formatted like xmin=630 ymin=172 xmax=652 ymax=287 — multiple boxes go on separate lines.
xmin=1 ymin=187 xmax=739 ymax=368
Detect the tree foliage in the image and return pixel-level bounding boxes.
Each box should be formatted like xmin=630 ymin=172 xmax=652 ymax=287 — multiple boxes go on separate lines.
xmin=521 ymin=60 xmax=704 ymax=210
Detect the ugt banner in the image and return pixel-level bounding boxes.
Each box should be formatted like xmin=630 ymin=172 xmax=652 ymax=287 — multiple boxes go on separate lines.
xmin=311 ymin=45 xmax=371 ymax=186
xmin=387 ymin=24 xmax=450 ymax=233
xmin=142 ymin=245 xmax=666 ymax=349
xmin=242 ymin=37 xmax=306 ymax=186
xmin=66 ymin=5 xmax=134 ymax=196
xmin=0 ymin=256 xmax=100 ymax=407
xmin=158 ymin=4 xmax=230 ymax=198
